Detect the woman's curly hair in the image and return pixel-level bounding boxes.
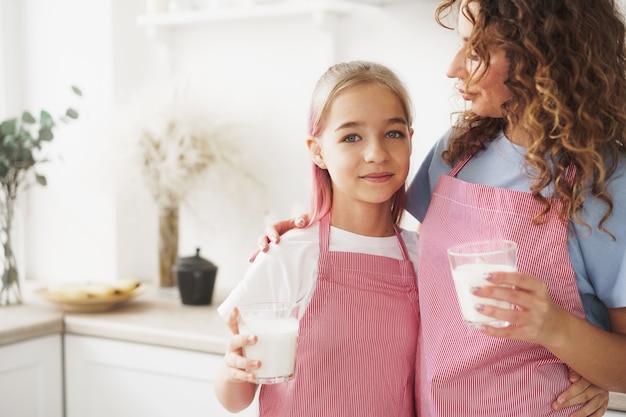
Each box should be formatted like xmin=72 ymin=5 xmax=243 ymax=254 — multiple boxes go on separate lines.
xmin=436 ymin=0 xmax=626 ymax=237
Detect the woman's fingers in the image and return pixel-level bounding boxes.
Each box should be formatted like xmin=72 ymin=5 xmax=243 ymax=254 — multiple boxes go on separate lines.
xmin=249 ymin=215 xmax=309 ymax=262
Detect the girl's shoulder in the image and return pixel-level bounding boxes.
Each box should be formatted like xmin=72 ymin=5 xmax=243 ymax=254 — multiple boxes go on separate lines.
xmin=399 ymin=228 xmax=419 ymax=270
xmin=399 ymin=228 xmax=418 ymax=248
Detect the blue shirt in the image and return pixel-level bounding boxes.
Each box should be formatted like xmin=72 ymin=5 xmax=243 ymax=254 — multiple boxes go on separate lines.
xmin=406 ymin=130 xmax=626 ymax=330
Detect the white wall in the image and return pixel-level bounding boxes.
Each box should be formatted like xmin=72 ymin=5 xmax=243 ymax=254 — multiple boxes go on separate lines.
xmin=11 ymin=0 xmax=458 ymax=298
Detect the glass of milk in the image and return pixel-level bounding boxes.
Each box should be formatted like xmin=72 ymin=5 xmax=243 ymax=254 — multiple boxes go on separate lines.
xmin=237 ymin=302 xmax=300 ymax=384
xmin=447 ymin=240 xmax=518 ymax=328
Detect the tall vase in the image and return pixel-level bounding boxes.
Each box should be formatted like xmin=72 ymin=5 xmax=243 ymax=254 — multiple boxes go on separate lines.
xmin=0 ymin=191 xmax=22 ymax=306
xmin=158 ymin=204 xmax=179 ymax=288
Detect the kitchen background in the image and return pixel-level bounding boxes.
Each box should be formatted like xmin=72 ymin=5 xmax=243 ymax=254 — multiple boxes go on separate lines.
xmin=3 ymin=1 xmax=626 ymax=415
xmin=6 ymin=0 xmax=460 ymax=297
xmin=8 ymin=0 xmax=626 ymax=299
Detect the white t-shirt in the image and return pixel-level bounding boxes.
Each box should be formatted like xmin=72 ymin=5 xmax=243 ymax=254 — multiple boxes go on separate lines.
xmin=217 ymin=223 xmax=419 ymax=319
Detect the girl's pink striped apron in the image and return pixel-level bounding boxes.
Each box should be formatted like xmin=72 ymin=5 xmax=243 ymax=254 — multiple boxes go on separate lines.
xmin=416 ymin=150 xmax=586 ymax=416
xmin=260 ymin=213 xmax=419 ymax=417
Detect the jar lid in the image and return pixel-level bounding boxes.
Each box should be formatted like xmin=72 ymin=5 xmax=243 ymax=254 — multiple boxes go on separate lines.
xmin=175 ymin=248 xmax=216 ymax=271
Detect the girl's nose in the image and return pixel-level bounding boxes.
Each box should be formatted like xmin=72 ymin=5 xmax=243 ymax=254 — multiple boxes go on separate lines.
xmin=447 ymin=47 xmax=467 ymax=79
xmin=364 ymin=139 xmax=390 ymax=164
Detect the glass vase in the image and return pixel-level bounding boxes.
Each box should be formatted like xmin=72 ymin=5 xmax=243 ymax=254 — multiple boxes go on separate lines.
xmin=1 ymin=193 xmax=22 ymax=306
xmin=158 ymin=204 xmax=179 ymax=288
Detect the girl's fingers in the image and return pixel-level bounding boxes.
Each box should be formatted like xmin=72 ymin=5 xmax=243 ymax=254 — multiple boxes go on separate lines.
xmin=227 ymin=308 xmax=240 ymax=334
xmin=224 ymin=351 xmax=260 ymax=383
xmin=229 ymin=367 xmax=258 ymax=383
xmin=225 ymin=349 xmax=261 ymax=371
xmin=227 ymin=334 xmax=257 ymax=351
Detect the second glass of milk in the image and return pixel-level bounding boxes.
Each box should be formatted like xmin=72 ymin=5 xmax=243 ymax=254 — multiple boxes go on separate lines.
xmin=447 ymin=240 xmax=518 ymax=328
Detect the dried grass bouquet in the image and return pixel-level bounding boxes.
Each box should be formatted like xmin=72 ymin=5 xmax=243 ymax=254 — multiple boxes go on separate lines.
xmin=128 ymin=82 xmax=250 ymax=287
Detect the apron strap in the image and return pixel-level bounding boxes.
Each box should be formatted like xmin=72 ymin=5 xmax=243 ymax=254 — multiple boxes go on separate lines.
xmin=449 ymin=144 xmax=480 ymax=177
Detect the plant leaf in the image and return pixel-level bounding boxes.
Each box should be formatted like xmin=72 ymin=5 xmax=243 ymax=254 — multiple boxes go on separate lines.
xmin=0 ymin=119 xmax=17 ymax=135
xmin=71 ymin=85 xmax=82 ymax=96
xmin=66 ymin=108 xmax=79 ymax=119
xmin=39 ymin=126 xmax=54 ymax=141
xmin=35 ymin=174 xmax=47 ymax=186
xmin=40 ymin=110 xmax=54 ymax=128
xmin=22 ymin=111 xmax=36 ymax=124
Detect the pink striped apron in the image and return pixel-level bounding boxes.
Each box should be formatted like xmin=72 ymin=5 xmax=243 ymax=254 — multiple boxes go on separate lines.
xmin=416 ymin=150 xmax=586 ymax=416
xmin=260 ymin=213 xmax=420 ymax=417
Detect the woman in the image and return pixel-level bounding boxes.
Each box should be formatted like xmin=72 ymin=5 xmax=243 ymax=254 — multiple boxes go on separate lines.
xmin=405 ymin=0 xmax=626 ymax=415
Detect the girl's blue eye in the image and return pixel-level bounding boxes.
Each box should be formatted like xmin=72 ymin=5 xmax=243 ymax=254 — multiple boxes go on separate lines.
xmin=387 ymin=131 xmax=404 ymax=139
xmin=343 ymin=134 xmax=360 ymax=143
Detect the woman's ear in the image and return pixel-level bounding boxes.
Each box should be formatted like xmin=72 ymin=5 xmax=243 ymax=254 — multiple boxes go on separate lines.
xmin=306 ymin=136 xmax=326 ymax=169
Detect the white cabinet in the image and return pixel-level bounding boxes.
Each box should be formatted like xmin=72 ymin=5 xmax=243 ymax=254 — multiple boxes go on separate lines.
xmin=0 ymin=334 xmax=63 ymax=417
xmin=64 ymin=334 xmax=258 ymax=417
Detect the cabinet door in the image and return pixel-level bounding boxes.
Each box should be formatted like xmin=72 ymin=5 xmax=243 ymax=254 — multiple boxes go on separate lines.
xmin=0 ymin=334 xmax=63 ymax=417
xmin=65 ymin=334 xmax=258 ymax=417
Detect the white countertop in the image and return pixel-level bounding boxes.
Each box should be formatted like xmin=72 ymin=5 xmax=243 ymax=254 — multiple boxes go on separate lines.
xmin=1 ymin=282 xmax=625 ymax=412
xmin=0 ymin=284 xmax=231 ymax=354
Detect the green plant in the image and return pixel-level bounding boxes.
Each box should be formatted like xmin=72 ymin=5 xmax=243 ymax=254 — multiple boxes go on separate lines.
xmin=0 ymin=85 xmax=82 ymax=305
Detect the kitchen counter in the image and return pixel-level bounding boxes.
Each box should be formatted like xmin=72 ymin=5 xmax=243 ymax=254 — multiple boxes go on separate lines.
xmin=2 ymin=283 xmax=625 ymax=412
xmin=0 ymin=283 xmax=231 ymax=354
xmin=0 ymin=302 xmax=64 ymax=347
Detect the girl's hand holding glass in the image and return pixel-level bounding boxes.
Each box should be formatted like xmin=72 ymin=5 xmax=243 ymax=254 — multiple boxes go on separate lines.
xmin=223 ymin=307 xmax=260 ymax=384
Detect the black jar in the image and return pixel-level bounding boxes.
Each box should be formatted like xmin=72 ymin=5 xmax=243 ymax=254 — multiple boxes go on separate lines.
xmin=173 ymin=248 xmax=218 ymax=306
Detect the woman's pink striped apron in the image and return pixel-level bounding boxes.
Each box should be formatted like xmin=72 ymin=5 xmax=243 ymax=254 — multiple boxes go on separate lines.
xmin=416 ymin=151 xmax=586 ymax=416
xmin=260 ymin=213 xmax=419 ymax=417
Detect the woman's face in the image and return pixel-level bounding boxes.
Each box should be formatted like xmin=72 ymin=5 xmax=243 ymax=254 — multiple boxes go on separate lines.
xmin=446 ymin=1 xmax=512 ymax=118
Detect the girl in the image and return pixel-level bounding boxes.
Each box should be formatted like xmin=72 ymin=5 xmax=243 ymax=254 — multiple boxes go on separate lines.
xmin=214 ymin=61 xmax=419 ymax=416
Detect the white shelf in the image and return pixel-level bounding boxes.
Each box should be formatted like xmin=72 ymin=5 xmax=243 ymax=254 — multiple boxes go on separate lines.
xmin=136 ymin=0 xmax=377 ymax=28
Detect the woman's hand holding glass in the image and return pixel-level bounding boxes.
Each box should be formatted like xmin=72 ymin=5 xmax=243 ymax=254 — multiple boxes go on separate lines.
xmin=471 ymin=270 xmax=568 ymax=346
xmin=473 ymin=272 xmax=610 ymax=416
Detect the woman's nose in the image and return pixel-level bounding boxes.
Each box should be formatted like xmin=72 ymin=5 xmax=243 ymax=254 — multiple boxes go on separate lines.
xmin=447 ymin=47 xmax=467 ymax=79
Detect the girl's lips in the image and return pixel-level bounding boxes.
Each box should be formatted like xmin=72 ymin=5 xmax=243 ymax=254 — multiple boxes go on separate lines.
xmin=361 ymin=173 xmax=393 ymax=182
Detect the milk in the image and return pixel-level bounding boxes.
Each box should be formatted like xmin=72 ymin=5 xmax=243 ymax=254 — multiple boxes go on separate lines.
xmin=240 ymin=318 xmax=299 ymax=383
xmin=451 ymin=263 xmax=516 ymax=327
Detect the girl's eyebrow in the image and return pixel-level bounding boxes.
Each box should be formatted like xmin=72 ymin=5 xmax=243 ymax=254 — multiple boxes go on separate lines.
xmin=335 ymin=121 xmax=362 ymax=131
xmin=335 ymin=117 xmax=408 ymax=132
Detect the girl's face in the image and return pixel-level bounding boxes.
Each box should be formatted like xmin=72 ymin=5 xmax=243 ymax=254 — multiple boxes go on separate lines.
xmin=308 ymin=83 xmax=412 ymax=210
xmin=447 ymin=1 xmax=512 ymax=118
